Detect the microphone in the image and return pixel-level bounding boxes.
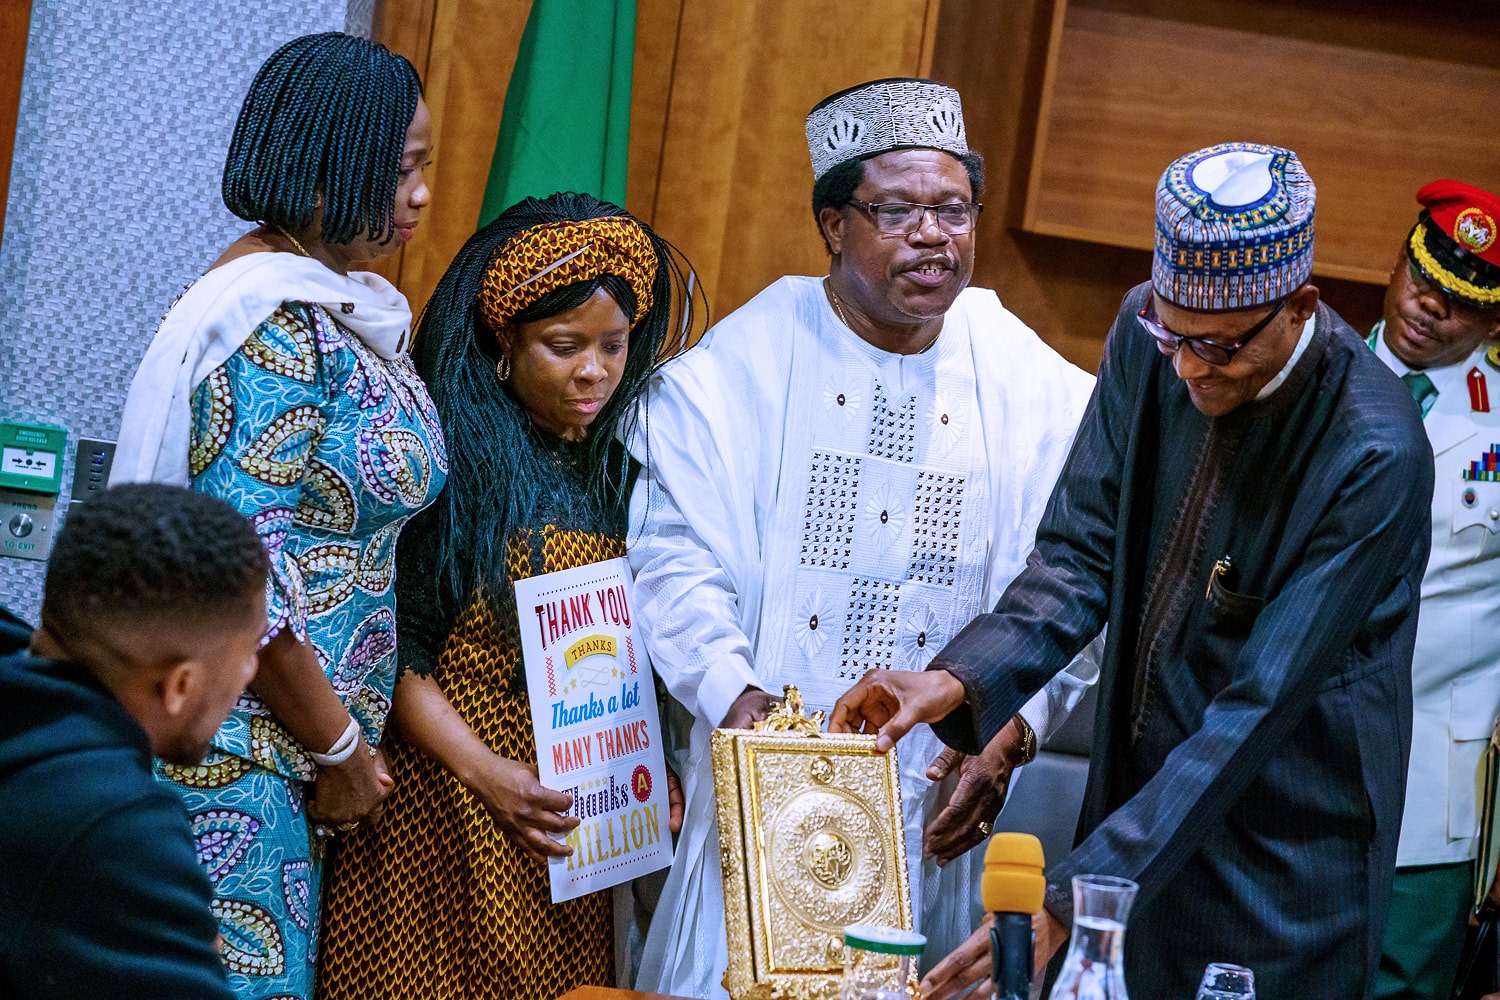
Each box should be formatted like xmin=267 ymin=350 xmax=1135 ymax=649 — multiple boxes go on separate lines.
xmin=982 ymin=832 xmax=1046 ymax=1000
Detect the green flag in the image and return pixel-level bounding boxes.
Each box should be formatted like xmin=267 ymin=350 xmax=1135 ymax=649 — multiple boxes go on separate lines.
xmin=479 ymin=0 xmax=636 ymax=224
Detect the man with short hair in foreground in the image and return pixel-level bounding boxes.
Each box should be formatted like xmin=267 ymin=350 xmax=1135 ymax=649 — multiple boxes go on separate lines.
xmin=0 ymin=483 xmax=267 ymax=999
xmin=836 ymin=143 xmax=1433 ymax=1000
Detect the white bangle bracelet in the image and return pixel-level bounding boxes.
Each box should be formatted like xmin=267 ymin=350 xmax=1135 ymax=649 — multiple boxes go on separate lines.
xmin=309 ymin=716 xmax=361 ymax=767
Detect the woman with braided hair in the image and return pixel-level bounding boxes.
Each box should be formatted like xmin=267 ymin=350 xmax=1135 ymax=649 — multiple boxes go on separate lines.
xmin=317 ymin=192 xmax=691 ymax=998
xmin=113 ymin=32 xmax=445 ymax=1000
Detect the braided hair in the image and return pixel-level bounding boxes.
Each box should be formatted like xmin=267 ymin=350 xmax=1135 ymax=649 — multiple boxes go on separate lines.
xmin=222 ymin=32 xmax=421 ymax=246
xmin=412 ymin=192 xmax=695 ymax=618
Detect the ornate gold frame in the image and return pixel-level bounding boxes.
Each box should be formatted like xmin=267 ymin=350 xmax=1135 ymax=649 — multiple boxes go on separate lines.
xmin=711 ymin=688 xmax=912 ymax=999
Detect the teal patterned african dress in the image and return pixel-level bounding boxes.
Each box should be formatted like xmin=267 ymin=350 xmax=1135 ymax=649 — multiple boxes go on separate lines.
xmin=159 ymin=299 xmax=446 ymax=1000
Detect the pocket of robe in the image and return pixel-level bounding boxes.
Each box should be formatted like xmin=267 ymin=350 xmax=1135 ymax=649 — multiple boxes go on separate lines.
xmin=1204 ymin=563 xmax=1266 ymax=632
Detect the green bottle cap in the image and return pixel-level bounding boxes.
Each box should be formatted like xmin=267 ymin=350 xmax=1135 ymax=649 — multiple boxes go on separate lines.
xmin=842 ymin=924 xmax=926 ymax=956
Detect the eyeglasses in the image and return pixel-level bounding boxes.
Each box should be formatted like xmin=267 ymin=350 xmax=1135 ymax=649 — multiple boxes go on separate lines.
xmin=1137 ymin=296 xmax=1287 ymax=367
xmin=1406 ymin=256 xmax=1499 ymax=314
xmin=846 ymin=198 xmax=982 ymax=235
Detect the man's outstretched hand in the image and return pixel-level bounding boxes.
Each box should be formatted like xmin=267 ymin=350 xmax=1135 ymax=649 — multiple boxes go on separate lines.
xmin=828 ymin=668 xmax=967 ymax=751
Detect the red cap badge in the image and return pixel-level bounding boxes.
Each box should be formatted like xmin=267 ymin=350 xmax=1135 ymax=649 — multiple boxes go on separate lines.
xmin=1417 ymin=180 xmax=1500 ymax=263
xmin=1410 ymin=180 xmax=1500 ymax=306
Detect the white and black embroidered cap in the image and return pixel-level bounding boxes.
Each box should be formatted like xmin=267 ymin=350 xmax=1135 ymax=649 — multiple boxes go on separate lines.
xmin=805 ymin=78 xmax=968 ymax=181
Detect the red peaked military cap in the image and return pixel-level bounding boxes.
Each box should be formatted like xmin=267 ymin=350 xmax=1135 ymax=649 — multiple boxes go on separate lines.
xmin=1408 ymin=180 xmax=1500 ymax=306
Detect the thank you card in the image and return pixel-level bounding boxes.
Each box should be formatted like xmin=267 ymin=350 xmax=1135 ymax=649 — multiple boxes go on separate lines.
xmin=515 ymin=557 xmax=673 ymax=902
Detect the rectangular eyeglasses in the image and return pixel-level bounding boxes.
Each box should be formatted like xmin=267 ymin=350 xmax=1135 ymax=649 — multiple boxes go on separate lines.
xmin=1137 ymin=296 xmax=1287 ymax=366
xmin=1406 ymin=256 xmax=1499 ymax=315
xmin=847 ymin=198 xmax=982 ymax=235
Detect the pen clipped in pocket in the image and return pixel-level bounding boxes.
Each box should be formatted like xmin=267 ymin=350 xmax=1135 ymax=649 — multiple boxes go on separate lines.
xmin=1204 ymin=554 xmax=1265 ymax=628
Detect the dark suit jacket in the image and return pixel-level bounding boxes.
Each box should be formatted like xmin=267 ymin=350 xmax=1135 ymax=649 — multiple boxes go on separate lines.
xmin=933 ymin=283 xmax=1432 ymax=1000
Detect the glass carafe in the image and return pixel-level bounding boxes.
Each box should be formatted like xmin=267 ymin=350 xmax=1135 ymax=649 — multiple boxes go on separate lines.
xmin=1046 ymin=874 xmax=1138 ymax=1000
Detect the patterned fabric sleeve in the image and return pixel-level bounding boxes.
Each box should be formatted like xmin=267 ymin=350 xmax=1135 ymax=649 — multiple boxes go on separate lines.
xmin=189 ymin=302 xmax=334 ymax=645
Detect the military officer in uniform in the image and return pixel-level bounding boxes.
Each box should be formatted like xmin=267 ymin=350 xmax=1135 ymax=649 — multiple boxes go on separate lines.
xmin=1369 ymin=179 xmax=1500 ymax=1000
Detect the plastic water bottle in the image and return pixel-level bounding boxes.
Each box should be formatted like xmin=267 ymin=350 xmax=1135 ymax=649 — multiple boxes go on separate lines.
xmin=841 ymin=924 xmax=924 ymax=999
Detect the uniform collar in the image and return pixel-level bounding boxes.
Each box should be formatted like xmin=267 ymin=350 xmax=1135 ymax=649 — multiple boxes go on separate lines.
xmin=1369 ymin=319 xmax=1483 ymax=396
xmin=1372 ymin=320 xmax=1488 ymax=456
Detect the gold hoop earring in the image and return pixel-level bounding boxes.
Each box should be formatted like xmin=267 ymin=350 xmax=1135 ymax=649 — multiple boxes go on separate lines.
xmin=496 ymin=355 xmax=511 ymax=382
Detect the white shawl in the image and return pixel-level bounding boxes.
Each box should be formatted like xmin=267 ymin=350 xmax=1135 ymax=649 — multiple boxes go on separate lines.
xmin=113 ymin=252 xmax=413 ymax=486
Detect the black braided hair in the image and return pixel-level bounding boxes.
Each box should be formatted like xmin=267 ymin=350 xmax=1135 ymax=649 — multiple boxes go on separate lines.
xmin=42 ymin=484 xmax=268 ymax=644
xmin=810 ymin=150 xmax=986 ymax=254
xmin=222 ymin=32 xmax=421 ymax=246
xmin=411 ymin=192 xmax=696 ymax=618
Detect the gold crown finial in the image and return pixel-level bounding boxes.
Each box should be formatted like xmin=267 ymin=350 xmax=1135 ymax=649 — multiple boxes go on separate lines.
xmin=752 ymin=685 xmax=826 ymax=735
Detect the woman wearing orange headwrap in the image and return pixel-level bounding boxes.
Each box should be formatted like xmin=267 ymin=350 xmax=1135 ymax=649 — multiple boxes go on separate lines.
xmin=317 ymin=192 xmax=691 ymax=998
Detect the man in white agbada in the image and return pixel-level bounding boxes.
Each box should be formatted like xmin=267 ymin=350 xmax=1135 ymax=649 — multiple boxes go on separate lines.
xmin=627 ymin=79 xmax=1098 ymax=997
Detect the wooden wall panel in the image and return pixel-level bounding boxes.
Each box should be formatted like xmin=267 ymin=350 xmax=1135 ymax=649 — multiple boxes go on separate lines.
xmin=929 ymin=0 xmax=1128 ymax=371
xmin=625 ymin=0 xmax=682 ymax=226
xmin=1025 ymin=0 xmax=1500 ymax=285
xmin=0 ymin=0 xmax=33 ymax=248
xmin=932 ymin=0 xmax=1413 ymax=372
xmin=371 ymin=0 xmax=532 ymax=317
xmin=627 ymin=0 xmax=941 ymax=326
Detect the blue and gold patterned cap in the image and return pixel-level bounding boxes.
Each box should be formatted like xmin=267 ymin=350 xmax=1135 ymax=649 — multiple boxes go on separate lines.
xmin=1153 ymin=142 xmax=1315 ymax=311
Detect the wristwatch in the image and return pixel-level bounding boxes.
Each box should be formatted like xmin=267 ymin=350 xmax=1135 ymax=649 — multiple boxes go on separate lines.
xmin=1014 ymin=714 xmax=1038 ymax=766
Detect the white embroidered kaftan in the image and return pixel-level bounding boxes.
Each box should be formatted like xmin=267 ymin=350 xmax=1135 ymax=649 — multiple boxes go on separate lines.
xmin=627 ymin=276 xmax=1097 ymax=997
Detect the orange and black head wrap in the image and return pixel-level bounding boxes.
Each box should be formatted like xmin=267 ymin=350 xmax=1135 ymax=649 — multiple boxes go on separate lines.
xmin=476 ymin=217 xmax=658 ymax=331
xmin=409 ymin=191 xmax=698 ymax=629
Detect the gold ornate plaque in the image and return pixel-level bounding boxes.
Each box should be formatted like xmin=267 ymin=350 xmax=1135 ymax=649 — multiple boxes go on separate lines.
xmin=712 ymin=687 xmax=911 ymax=999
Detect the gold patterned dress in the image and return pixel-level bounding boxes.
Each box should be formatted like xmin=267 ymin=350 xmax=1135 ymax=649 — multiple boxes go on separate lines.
xmin=318 ymin=521 xmax=623 ymax=999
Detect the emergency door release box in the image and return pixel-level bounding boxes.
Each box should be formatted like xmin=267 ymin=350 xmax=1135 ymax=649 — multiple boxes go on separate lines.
xmin=0 ymin=422 xmax=68 ymax=494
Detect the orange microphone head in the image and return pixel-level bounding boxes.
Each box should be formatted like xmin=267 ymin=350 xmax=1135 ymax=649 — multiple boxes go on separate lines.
xmin=981 ymin=832 xmax=1046 ymax=914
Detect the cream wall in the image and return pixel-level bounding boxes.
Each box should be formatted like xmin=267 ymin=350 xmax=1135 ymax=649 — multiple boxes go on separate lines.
xmin=0 ymin=1 xmax=363 ymax=619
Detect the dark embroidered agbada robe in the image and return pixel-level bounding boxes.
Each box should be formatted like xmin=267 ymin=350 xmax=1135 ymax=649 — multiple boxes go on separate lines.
xmin=934 ymin=283 xmax=1433 ymax=1000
